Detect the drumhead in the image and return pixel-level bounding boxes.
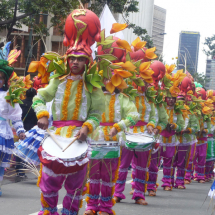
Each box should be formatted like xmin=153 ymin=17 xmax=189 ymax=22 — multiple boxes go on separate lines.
xmin=42 ymin=135 xmax=88 ymax=160
xmin=126 ymin=134 xmax=155 ymax=144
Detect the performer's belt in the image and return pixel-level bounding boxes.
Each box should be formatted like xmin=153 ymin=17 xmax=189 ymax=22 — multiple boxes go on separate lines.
xmin=198 ymin=137 xmax=207 ymax=141
xmin=0 ymin=116 xmax=6 ymax=121
xmin=160 ymin=130 xmax=176 ymax=138
xmin=53 ymin=120 xmax=84 ymax=128
xmin=130 ymin=121 xmax=147 ymax=129
xmin=100 ymin=122 xmax=115 ymax=126
xmin=208 ymin=134 xmax=213 ymax=137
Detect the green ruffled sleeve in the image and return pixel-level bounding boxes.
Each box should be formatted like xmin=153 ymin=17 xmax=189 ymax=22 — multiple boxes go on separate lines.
xmin=32 ymin=78 xmax=60 ymax=118
xmin=147 ymin=103 xmax=156 ymax=128
xmin=83 ymin=88 xmax=105 ymax=133
xmin=206 ymin=118 xmax=212 ymax=134
xmin=156 ymin=104 xmax=168 ymax=133
xmin=175 ymin=114 xmax=185 ymax=132
xmin=114 ymin=94 xmax=139 ymax=132
xmin=187 ymin=114 xmax=200 ymax=134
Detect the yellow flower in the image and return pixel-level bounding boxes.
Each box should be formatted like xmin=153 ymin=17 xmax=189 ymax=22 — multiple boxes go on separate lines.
xmin=172 ymin=58 xmax=174 ymax=60
xmin=176 ymin=57 xmax=178 ymax=59
xmin=99 ymin=70 xmax=104 ymax=76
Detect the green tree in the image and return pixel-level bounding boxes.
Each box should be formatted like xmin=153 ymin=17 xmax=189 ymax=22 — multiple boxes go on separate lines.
xmin=192 ymin=72 xmax=210 ymax=89
xmin=203 ymin=34 xmax=215 ymax=58
xmin=0 ymin=0 xmax=80 ymax=40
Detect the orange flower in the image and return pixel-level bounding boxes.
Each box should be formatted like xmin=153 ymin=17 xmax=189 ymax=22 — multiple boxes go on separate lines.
xmin=111 ymin=69 xmax=132 ymax=87
xmin=112 ymin=61 xmax=136 ymax=72
xmin=169 ymin=85 xmax=180 ymax=97
xmin=145 ymin=47 xmax=157 ymax=59
xmin=187 ymin=90 xmax=193 ymax=95
xmin=204 ymin=99 xmax=214 ymax=109
xmin=165 ymin=64 xmax=176 ymax=74
xmin=202 ymin=106 xmax=212 ymax=115
xmin=28 ymin=57 xmax=49 ymax=84
xmin=131 ymin=37 xmax=147 ymax=52
xmin=106 ymin=78 xmax=129 ymax=94
xmin=24 ymin=74 xmax=33 ymax=88
xmin=110 ymin=23 xmax=128 ymax=34
xmin=172 ymin=70 xmax=186 ymax=83
xmin=139 ymin=62 xmax=154 ymax=83
xmin=116 ymin=39 xmax=132 ymax=52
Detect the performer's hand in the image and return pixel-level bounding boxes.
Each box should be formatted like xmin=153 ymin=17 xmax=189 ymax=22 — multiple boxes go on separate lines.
xmin=153 ymin=128 xmax=159 ymax=135
xmin=202 ymin=129 xmax=207 ymax=134
xmin=75 ymin=126 xmax=89 ymax=141
xmin=147 ymin=125 xmax=154 ymax=134
xmin=109 ymin=127 xmax=118 ymax=137
xmin=19 ymin=132 xmax=26 ymax=140
xmin=181 ymin=129 xmax=190 ymax=134
xmin=170 ymin=124 xmax=175 ymax=130
xmin=37 ymin=116 xmax=49 ymax=130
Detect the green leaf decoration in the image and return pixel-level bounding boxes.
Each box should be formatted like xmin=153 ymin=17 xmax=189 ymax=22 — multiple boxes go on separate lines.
xmin=99 ymin=59 xmax=111 ymax=78
xmin=47 ymin=61 xmax=56 ymax=73
xmin=97 ymin=54 xmax=118 ymax=62
xmin=86 ymin=82 xmax=93 ymax=93
xmin=133 ymin=78 xmax=145 ymax=86
xmin=89 ymin=63 xmax=97 ymax=75
xmin=126 ymin=53 xmax=131 ymax=61
xmin=86 ymin=74 xmax=93 ymax=83
xmin=43 ymin=52 xmax=62 ymax=61
xmin=109 ymin=64 xmax=121 ymax=69
xmin=134 ymin=60 xmax=142 ymax=73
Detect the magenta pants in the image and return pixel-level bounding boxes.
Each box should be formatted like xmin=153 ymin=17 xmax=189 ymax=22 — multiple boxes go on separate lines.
xmin=86 ymin=158 xmax=119 ymax=214
xmin=185 ymin=143 xmax=196 ymax=181
xmin=147 ymin=149 xmax=161 ymax=191
xmin=38 ymin=165 xmax=87 ymax=215
xmin=193 ymin=144 xmax=207 ymax=181
xmin=172 ymin=145 xmax=190 ymax=188
xmin=160 ymin=146 xmax=176 ymax=188
xmin=114 ymin=147 xmax=150 ymax=201
xmin=205 ymin=161 xmax=214 ymax=179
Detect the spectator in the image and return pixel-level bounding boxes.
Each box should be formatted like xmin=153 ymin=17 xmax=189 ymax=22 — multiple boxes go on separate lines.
xmin=15 ymin=88 xmax=37 ymax=179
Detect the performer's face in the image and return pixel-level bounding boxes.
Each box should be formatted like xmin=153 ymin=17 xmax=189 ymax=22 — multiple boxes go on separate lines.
xmin=0 ymin=72 xmax=5 ymax=88
xmin=165 ymin=97 xmax=176 ymax=107
xmin=68 ymin=56 xmax=87 ymax=74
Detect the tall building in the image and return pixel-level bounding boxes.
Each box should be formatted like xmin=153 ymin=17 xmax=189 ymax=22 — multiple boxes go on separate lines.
xmin=117 ymin=0 xmax=154 ymax=44
xmin=177 ymin=31 xmax=200 ymax=75
xmin=205 ymin=58 xmax=215 ymax=90
xmin=152 ymin=5 xmax=166 ymax=55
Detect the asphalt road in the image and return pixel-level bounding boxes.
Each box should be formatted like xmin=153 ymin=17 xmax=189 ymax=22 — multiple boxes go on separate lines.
xmin=0 ymin=169 xmax=214 ymax=215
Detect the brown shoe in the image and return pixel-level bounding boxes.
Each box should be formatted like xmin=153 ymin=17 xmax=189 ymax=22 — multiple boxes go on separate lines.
xmin=84 ymin=210 xmax=97 ymax=215
xmin=135 ymin=198 xmax=148 ymax=205
xmin=129 ymin=189 xmax=134 ymax=195
xmin=148 ymin=190 xmax=156 ymax=196
xmin=113 ymin=196 xmax=121 ymax=203
xmin=184 ymin=180 xmax=190 ymax=184
xmin=164 ymin=186 xmax=172 ymax=191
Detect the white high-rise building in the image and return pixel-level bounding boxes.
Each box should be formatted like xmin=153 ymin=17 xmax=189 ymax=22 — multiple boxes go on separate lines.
xmin=117 ymin=0 xmax=154 ymax=44
xmin=152 ymin=5 xmax=166 ymax=55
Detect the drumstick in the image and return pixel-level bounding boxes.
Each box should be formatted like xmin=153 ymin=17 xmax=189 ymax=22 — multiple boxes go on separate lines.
xmin=46 ymin=129 xmax=63 ymax=150
xmin=63 ymin=136 xmax=79 ymax=152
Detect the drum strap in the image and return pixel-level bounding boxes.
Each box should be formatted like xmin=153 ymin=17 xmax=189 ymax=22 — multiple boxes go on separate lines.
xmin=133 ymin=149 xmax=138 ymax=158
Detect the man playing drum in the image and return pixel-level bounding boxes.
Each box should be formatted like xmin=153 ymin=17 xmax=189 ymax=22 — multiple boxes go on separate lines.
xmin=84 ymin=37 xmax=139 ymax=215
xmin=33 ymin=9 xmax=105 ymax=215
xmin=113 ymin=61 xmax=165 ymax=205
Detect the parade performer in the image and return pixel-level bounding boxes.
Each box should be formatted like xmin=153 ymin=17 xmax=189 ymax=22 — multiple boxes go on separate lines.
xmin=205 ymin=90 xmax=215 ymax=181
xmin=29 ymin=9 xmax=105 ymax=215
xmin=171 ymin=75 xmax=199 ymax=189
xmin=113 ymin=52 xmax=166 ymax=205
xmin=193 ymin=86 xmax=212 ymax=183
xmin=159 ymin=69 xmax=185 ymax=191
xmin=0 ymin=58 xmax=26 ymax=195
xmin=83 ymin=33 xmax=140 ymax=215
xmin=147 ymin=61 xmax=167 ymax=196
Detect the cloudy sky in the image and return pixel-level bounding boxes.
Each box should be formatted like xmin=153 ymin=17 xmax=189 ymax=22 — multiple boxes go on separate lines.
xmin=154 ymin=0 xmax=215 ymax=74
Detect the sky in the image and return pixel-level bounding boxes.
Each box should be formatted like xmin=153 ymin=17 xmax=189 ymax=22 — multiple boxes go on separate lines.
xmin=154 ymin=0 xmax=215 ymax=74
